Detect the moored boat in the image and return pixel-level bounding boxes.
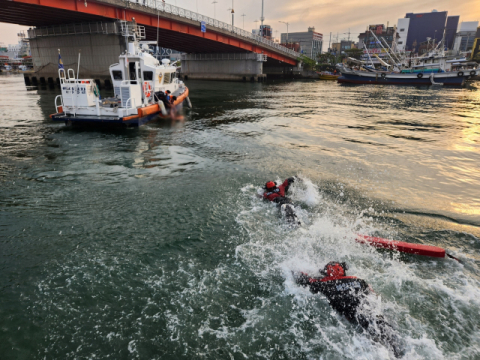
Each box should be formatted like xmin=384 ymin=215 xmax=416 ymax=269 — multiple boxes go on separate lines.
xmin=318 ymin=71 xmax=340 ymax=80
xmin=50 ymin=21 xmax=191 ymax=126
xmin=336 ymin=64 xmax=478 ymax=86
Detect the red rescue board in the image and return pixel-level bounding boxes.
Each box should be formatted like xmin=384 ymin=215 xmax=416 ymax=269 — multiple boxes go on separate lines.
xmin=355 ymin=235 xmax=446 ymax=258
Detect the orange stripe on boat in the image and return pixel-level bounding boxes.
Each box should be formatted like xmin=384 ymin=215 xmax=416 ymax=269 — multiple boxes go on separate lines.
xmin=123 ymin=114 xmax=140 ymax=121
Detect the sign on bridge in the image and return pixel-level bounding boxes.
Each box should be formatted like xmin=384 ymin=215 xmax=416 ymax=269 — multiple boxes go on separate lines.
xmin=201 ymin=21 xmax=206 ymax=33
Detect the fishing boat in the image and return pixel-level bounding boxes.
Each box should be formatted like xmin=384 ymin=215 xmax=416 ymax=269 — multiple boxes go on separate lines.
xmin=50 ymin=20 xmax=191 ymax=126
xmin=336 ymin=64 xmax=477 ymax=86
xmin=337 ymin=30 xmax=479 ymax=86
xmin=318 ymin=71 xmax=340 ymax=80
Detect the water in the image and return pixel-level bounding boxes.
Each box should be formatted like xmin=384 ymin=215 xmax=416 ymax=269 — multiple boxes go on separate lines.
xmin=1 ymin=73 xmax=480 ymax=359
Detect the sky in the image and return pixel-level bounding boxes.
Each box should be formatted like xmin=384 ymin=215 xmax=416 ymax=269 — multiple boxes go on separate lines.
xmin=1 ymin=0 xmax=479 ymax=48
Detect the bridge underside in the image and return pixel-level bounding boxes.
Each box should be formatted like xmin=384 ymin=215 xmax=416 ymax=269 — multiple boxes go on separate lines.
xmin=0 ymin=0 xmax=296 ymax=64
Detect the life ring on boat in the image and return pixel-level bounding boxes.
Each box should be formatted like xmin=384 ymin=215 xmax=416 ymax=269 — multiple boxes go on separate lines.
xmin=470 ymin=70 xmax=476 ymax=76
xmin=143 ymin=81 xmax=152 ymax=98
xmin=457 ymin=71 xmax=464 ymax=77
xmin=381 ymin=73 xmax=386 ymax=79
xmin=417 ymin=73 xmax=423 ymax=79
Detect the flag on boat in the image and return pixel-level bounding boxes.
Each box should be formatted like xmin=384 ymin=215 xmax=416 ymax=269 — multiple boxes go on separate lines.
xmin=58 ymin=50 xmax=64 ymax=70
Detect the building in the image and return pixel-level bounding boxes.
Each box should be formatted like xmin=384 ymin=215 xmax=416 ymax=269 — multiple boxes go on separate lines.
xmin=454 ymin=21 xmax=479 ymax=52
xmin=260 ymin=25 xmax=272 ymax=40
xmin=280 ymin=27 xmax=323 ymax=59
xmin=358 ymin=25 xmax=399 ymax=52
xmin=471 ymin=27 xmax=480 ymax=60
xmin=330 ymin=40 xmax=355 ymax=54
xmin=404 ymin=10 xmax=459 ymax=52
xmin=396 ymin=18 xmax=410 ymax=51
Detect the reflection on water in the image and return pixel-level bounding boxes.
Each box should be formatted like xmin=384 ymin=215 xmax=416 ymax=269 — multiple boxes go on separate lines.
xmin=1 ymin=74 xmax=480 ymax=359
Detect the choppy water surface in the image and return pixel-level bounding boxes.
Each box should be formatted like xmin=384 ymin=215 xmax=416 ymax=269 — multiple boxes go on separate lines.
xmin=1 ymin=74 xmax=480 ymax=359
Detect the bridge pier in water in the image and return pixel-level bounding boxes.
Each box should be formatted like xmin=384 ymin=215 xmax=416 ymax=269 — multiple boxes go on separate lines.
xmin=24 ymin=22 xmax=126 ymax=88
xmin=180 ymin=53 xmax=266 ymax=82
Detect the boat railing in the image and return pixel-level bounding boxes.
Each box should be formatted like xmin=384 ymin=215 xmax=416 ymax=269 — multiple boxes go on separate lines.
xmin=55 ymin=95 xmax=64 ymax=113
xmin=125 ymin=97 xmax=136 ymax=110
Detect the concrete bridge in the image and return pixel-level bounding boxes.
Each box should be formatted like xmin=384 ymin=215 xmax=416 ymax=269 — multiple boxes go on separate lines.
xmin=1 ymin=0 xmax=303 ymax=82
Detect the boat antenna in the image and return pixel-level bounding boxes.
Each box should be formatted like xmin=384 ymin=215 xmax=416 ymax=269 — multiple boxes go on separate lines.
xmin=74 ymin=49 xmax=81 ymax=117
xmin=156 ymin=10 xmax=160 ymax=59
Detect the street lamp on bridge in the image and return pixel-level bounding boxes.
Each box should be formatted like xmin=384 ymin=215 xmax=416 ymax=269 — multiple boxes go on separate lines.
xmin=279 ymin=21 xmax=289 ymax=43
xmin=227 ymin=0 xmax=234 ymax=27
xmin=212 ymin=0 xmax=217 ymax=19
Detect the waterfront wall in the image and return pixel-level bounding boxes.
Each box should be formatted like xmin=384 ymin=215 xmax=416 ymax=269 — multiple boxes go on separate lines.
xmin=180 ymin=53 xmax=265 ymax=82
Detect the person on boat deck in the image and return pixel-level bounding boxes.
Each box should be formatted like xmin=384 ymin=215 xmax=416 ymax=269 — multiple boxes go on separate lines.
xmin=294 ymin=262 xmax=404 ymax=358
xmin=165 ymin=90 xmax=172 ymax=102
xmin=263 ymin=177 xmax=299 ymax=223
xmin=167 ymin=95 xmax=177 ymax=117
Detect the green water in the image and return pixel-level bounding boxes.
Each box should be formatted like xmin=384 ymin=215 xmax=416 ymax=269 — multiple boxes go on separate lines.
xmin=1 ymin=74 xmax=480 ymax=359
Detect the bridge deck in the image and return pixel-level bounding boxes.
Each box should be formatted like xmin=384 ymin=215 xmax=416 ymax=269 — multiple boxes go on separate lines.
xmin=1 ymin=0 xmax=299 ymax=65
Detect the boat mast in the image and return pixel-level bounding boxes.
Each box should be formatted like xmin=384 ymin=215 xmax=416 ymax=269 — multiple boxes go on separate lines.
xmin=363 ymin=41 xmax=374 ymax=67
xmin=369 ymin=30 xmax=397 ymax=68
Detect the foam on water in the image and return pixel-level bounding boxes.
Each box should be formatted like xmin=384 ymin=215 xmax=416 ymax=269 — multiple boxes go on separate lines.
xmin=235 ymin=177 xmax=480 ymax=359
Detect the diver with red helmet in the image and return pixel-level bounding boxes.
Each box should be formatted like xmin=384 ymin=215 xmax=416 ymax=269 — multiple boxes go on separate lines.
xmin=263 ymin=177 xmax=299 ymax=224
xmin=293 ymin=262 xmax=404 ymax=358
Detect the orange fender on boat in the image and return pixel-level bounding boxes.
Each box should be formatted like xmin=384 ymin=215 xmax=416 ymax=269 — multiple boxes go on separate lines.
xmin=173 ymin=87 xmax=189 ymax=106
xmin=137 ymin=104 xmax=160 ymax=117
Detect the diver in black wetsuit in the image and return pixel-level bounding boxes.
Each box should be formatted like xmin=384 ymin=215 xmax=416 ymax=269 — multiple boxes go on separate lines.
xmin=294 ymin=262 xmax=404 ymax=358
xmin=263 ymin=177 xmax=300 ymax=224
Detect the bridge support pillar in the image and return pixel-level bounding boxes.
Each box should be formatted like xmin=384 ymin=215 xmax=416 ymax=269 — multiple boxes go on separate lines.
xmin=25 ymin=22 xmax=125 ymax=87
xmin=180 ymin=53 xmax=266 ymax=82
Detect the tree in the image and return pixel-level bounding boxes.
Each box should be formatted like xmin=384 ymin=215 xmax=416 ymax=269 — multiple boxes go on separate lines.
xmin=298 ymin=55 xmax=316 ymax=71
xmin=344 ymin=48 xmax=363 ymax=60
xmin=317 ymin=53 xmax=336 ymax=64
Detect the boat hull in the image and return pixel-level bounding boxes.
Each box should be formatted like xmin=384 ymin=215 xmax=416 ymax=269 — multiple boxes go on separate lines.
xmin=318 ymin=75 xmax=340 ymax=80
xmin=338 ymin=72 xmax=467 ymax=86
xmin=51 ymin=87 xmax=189 ymax=127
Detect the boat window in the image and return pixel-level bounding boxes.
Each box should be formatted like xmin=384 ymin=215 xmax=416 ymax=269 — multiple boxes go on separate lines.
xmin=112 ymin=71 xmax=123 ymax=80
xmin=143 ymin=71 xmax=153 ymax=81
xmin=129 ymin=62 xmax=136 ymax=80
xmin=138 ymin=67 xmax=141 ymax=80
xmin=164 ymin=72 xmax=171 ymax=84
xmin=400 ymin=29 xmax=404 ymax=32
xmin=171 ymin=72 xmax=176 ymax=81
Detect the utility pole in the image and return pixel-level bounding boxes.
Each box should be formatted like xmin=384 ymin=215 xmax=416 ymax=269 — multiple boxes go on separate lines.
xmin=241 ymin=13 xmax=246 ymax=29
xmin=260 ymin=0 xmax=265 ymax=30
xmin=328 ymin=32 xmax=331 ymax=52
xmin=212 ymin=0 xmax=217 ymax=19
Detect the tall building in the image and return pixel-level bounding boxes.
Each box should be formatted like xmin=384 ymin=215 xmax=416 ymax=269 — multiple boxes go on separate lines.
xmin=280 ymin=27 xmax=323 ymax=59
xmin=454 ymin=21 xmax=479 ymax=52
xmin=396 ymin=18 xmax=410 ymax=51
xmin=404 ymin=10 xmax=459 ymax=52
